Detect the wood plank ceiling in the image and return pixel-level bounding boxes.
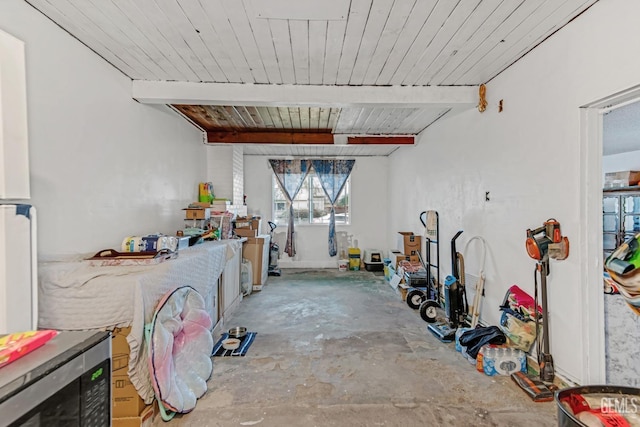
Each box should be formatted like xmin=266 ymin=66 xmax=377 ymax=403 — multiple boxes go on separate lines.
xmin=25 ymin=0 xmax=599 ymax=156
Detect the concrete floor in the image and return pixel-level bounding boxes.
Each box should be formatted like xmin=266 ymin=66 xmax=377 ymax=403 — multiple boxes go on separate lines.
xmin=160 ymin=269 xmax=558 ymax=426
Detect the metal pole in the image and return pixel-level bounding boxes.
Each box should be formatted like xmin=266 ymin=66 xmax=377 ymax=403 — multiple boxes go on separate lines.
xmin=540 ymin=259 xmax=550 ymax=355
xmin=539 ymin=256 xmax=555 ymax=382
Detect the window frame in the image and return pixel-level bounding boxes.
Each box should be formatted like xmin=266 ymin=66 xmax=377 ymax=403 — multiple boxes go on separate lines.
xmin=271 ymin=171 xmax=351 ymax=226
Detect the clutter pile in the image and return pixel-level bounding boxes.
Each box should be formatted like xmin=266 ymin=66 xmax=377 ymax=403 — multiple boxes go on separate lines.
xmin=498 ymin=285 xmax=542 ymax=352
xmin=381 ymin=213 xmax=574 ymax=402
xmin=605 ymin=232 xmax=640 ymax=315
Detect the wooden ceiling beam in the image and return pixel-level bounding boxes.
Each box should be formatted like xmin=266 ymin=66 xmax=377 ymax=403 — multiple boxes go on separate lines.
xmin=207 ymin=131 xmax=334 ymax=144
xmin=347 ymin=136 xmax=414 ymax=145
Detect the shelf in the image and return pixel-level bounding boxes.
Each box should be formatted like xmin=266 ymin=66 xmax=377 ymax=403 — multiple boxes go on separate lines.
xmin=603 ymin=186 xmax=640 ymax=193
xmin=602 ymin=187 xmax=640 ymax=259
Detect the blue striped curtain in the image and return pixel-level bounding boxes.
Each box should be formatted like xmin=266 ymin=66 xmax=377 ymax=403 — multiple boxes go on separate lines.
xmin=311 ymin=160 xmax=355 ymax=257
xmin=269 ymin=159 xmax=311 ymax=257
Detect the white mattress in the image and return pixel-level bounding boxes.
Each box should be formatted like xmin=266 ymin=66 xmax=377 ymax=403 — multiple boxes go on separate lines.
xmin=38 ymin=240 xmax=239 ymax=403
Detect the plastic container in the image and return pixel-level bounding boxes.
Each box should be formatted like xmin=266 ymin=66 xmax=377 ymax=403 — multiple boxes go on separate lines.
xmin=241 ymin=260 xmax=253 ymax=296
xmin=556 ymin=385 xmax=640 ymax=427
xmin=122 ymin=236 xmax=143 ymax=252
xmin=476 ymin=347 xmax=485 ymax=373
xmin=141 ymin=235 xmax=177 ymax=252
xmin=338 ymin=259 xmax=348 ymax=272
xmin=348 ymin=248 xmax=361 ymax=271
xmin=455 ymin=327 xmax=472 ymax=352
xmin=483 ymin=347 xmax=527 ymax=376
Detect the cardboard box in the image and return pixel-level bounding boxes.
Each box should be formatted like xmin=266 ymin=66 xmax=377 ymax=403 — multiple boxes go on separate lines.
xmin=398 ymin=232 xmax=422 ymax=256
xmin=183 ymin=207 xmax=210 ymax=220
xmin=404 ymin=242 xmax=421 ymax=256
xmin=397 ymin=232 xmax=416 ymax=250
xmin=235 ymin=228 xmax=258 ymax=238
xmin=243 ymin=237 xmax=267 ymax=287
xmin=397 ymin=283 xmax=409 ymax=301
xmin=235 ymin=217 xmax=262 ymax=234
xmin=113 ymin=403 xmax=157 ymax=427
xmin=112 ymin=327 xmax=146 ymax=418
xmin=605 ymin=170 xmax=640 ymax=188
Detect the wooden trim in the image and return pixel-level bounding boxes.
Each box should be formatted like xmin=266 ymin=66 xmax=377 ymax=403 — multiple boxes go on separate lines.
xmin=207 ymin=131 xmax=334 ymax=144
xmin=347 ymin=136 xmax=414 ymax=145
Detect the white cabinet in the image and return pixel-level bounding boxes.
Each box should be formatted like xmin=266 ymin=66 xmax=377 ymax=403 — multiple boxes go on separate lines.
xmin=0 ymin=29 xmax=30 ymax=199
xmin=218 ymin=240 xmax=243 ymax=322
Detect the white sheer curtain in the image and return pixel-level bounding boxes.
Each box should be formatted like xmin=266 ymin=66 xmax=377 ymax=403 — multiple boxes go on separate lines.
xmin=268 ymin=159 xmax=311 ymax=257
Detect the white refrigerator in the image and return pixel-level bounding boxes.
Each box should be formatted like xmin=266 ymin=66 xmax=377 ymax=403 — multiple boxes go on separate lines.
xmin=0 ymin=29 xmax=35 ymax=334
xmin=0 ymin=204 xmax=37 ymax=333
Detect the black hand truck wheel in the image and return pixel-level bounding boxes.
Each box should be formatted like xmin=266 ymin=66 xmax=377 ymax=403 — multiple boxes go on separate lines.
xmin=406 ymin=289 xmax=425 ymax=310
xmin=419 ymin=300 xmax=440 ymax=323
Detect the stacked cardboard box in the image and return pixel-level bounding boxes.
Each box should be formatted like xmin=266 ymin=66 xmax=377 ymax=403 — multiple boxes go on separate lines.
xmin=235 ymin=216 xmax=262 ymax=235
xmin=112 ymin=404 xmax=156 ymax=427
xmin=112 ymin=327 xmax=156 ymax=426
xmin=235 ymin=228 xmax=258 ymax=238
xmin=397 ymin=232 xmax=422 ymax=262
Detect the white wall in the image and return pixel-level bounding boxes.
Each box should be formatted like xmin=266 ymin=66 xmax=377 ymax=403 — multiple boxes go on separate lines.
xmin=206 ymin=145 xmax=234 ymax=200
xmin=243 ymin=155 xmax=389 ymax=268
xmin=603 ymin=150 xmax=640 ymax=174
xmin=388 ymin=0 xmax=640 ymax=384
xmin=0 ymin=1 xmax=205 ymax=257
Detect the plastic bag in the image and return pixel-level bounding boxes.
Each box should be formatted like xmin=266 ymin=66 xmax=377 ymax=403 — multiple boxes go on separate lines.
xmin=499 ymin=311 xmax=539 ymax=352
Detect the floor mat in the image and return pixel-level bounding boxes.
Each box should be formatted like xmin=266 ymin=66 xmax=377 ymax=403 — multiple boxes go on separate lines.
xmin=212 ymin=332 xmax=257 ymax=357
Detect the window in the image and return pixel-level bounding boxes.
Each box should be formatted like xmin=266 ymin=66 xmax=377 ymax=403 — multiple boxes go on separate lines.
xmin=272 ymin=171 xmax=350 ymax=225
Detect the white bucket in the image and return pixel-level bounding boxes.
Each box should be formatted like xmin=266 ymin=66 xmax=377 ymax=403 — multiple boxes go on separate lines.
xmin=338 ymin=259 xmax=348 ymax=272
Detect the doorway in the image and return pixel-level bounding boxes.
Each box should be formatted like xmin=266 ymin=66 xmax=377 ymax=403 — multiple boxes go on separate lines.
xmin=601 ymin=100 xmax=640 ymax=386
xmin=581 ymin=84 xmax=640 ymax=384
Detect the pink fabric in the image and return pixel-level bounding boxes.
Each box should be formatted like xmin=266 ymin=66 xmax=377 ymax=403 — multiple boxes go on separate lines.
xmin=505 ymin=285 xmax=543 ymax=315
xmin=148 ymin=286 xmax=213 ymax=413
